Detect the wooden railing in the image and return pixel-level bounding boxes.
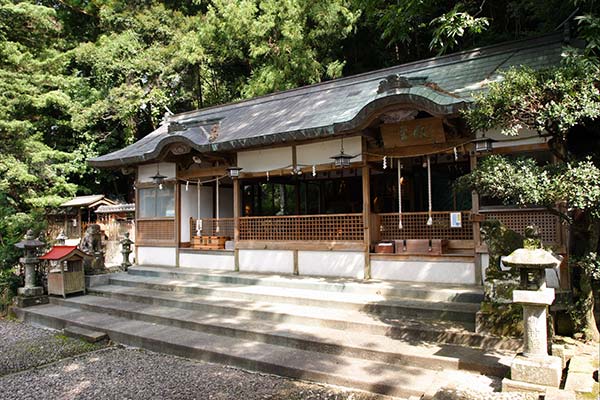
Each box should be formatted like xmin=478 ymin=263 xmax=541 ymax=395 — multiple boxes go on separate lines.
xmin=481 ymin=208 xmax=561 ymax=245
xmin=377 ymin=211 xmax=473 ymax=241
xmin=189 ymin=217 xmax=235 ymax=238
xmin=137 ymin=209 xmax=561 ymax=248
xmin=239 ymin=213 xmax=364 ymax=241
xmin=137 ymin=218 xmax=175 ymax=245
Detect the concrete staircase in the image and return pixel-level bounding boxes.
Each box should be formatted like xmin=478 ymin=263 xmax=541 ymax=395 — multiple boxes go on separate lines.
xmin=15 ymin=265 xmax=519 ymax=399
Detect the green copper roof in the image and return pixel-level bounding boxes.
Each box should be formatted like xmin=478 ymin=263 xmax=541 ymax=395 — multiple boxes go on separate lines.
xmin=89 ymin=34 xmax=568 ymax=168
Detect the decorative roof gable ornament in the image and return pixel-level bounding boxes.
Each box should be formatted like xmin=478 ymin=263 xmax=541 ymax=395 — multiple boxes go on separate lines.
xmin=170 ymin=143 xmax=191 ymax=155
xmin=378 ymin=75 xmax=413 ymax=93
xmin=377 ymin=74 xmax=429 ymax=94
xmin=167 ymin=121 xmax=187 ymax=134
xmin=208 ymin=124 xmax=220 ymax=143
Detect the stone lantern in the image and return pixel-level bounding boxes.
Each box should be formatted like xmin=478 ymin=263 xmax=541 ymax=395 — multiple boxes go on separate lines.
xmin=501 ymin=245 xmax=563 ymax=390
xmin=14 ymin=229 xmax=48 ymax=307
xmin=120 ymin=232 xmax=134 ymax=271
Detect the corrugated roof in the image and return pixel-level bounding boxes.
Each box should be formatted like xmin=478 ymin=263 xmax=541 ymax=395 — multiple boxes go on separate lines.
xmin=95 ymin=203 xmax=135 ymax=214
xmin=60 ymin=195 xmax=115 ymax=208
xmin=89 ymin=34 xmax=568 ymax=168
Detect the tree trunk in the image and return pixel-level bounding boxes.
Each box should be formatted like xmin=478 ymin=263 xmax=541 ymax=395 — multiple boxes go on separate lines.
xmin=580 ymin=271 xmax=600 ymax=342
xmin=573 ymin=214 xmax=600 ymax=342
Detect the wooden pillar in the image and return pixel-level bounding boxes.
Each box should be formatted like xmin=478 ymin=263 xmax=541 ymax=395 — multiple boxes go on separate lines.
xmin=233 ymin=177 xmax=240 ymax=272
xmin=470 ymin=154 xmax=483 ymax=285
xmin=293 ymin=249 xmax=299 ymax=275
xmin=175 ymin=181 xmax=181 ymax=267
xmin=362 ymin=164 xmax=371 ymax=280
xmin=134 ymin=181 xmax=139 ymax=265
xmin=77 ymin=208 xmax=82 ymax=238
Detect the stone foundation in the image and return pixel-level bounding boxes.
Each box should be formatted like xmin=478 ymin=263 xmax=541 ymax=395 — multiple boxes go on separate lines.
xmin=510 ymin=354 xmax=562 ymax=387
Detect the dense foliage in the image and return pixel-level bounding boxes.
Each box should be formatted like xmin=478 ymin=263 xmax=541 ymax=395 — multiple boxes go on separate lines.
xmin=460 ymin=55 xmax=600 ymax=340
xmin=459 ymin=156 xmax=600 ymax=219
xmin=0 ymin=1 xmax=599 ymax=313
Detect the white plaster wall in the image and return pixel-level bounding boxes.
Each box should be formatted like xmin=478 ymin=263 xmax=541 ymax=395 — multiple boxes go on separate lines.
xmin=180 ymin=185 xmax=215 ymax=241
xmin=296 ymin=137 xmax=362 ymax=166
xmin=298 ymin=251 xmax=364 ymax=279
xmin=237 ymin=147 xmax=292 ymax=173
xmin=137 ymin=246 xmax=177 ymax=266
xmin=239 ymin=250 xmax=294 ymax=274
xmin=218 ymin=187 xmax=233 ymax=218
xmin=370 ymin=259 xmax=476 ymax=284
xmin=481 ymin=128 xmax=548 ymax=148
xmin=138 ymin=163 xmax=176 ymax=183
xmin=199 ymin=186 xmax=214 ymax=218
xmin=179 ymin=252 xmax=235 ymax=271
xmin=481 ymin=253 xmax=490 ymax=282
xmin=180 ymin=184 xmax=197 ymax=243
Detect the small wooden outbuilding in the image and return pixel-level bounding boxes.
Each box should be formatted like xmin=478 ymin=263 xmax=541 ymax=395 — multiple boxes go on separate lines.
xmin=56 ymin=195 xmax=117 ymax=239
xmin=41 ymin=246 xmax=89 ymax=298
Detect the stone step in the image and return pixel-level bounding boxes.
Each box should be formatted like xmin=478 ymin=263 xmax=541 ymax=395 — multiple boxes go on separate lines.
xmin=50 ymin=295 xmax=510 ymax=376
xmin=108 ymin=273 xmax=480 ymax=324
xmin=14 ymin=303 xmax=485 ymax=399
xmin=88 ymin=284 xmax=521 ymax=350
xmin=128 ymin=265 xmax=484 ymax=303
xmin=64 ymin=324 xmax=108 ymax=343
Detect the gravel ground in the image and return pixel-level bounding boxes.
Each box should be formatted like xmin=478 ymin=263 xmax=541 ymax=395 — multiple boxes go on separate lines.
xmin=0 ymin=346 xmax=390 ymax=400
xmin=0 ymin=318 xmax=107 ymax=376
xmin=0 ymin=318 xmax=540 ymax=400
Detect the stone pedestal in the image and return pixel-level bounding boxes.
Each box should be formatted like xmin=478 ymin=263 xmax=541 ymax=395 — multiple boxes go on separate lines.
xmin=17 ymin=286 xmax=44 ymax=297
xmin=14 ymin=294 xmax=48 ymax=308
xmin=513 ymin=288 xmax=554 ymax=356
xmin=510 ymin=354 xmax=563 ymax=387
xmin=506 ymin=287 xmax=562 ymax=388
xmin=501 ymin=245 xmax=564 ymax=392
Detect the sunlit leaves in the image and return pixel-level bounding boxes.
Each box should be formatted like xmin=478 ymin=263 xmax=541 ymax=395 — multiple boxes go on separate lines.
xmin=458 ymin=155 xmax=600 ymax=217
xmin=464 ymin=59 xmax=600 ymax=138
xmin=429 ymin=5 xmax=489 ymax=54
xmin=201 ymin=0 xmax=358 ymax=98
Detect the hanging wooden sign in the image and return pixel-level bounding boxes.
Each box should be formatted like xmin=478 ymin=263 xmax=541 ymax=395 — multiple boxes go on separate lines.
xmin=380 ymin=117 xmax=445 ymax=148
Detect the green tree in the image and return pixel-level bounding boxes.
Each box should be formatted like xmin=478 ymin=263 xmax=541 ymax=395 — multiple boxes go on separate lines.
xmin=461 ymin=56 xmax=600 ymax=341
xmin=200 ymin=0 xmax=358 ymax=98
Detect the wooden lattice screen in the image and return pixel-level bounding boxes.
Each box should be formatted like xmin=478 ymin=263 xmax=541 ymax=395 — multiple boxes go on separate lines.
xmin=378 ymin=211 xmax=473 ymax=241
xmin=239 ymin=214 xmax=364 ymax=241
xmin=482 ymin=209 xmax=560 ymax=245
xmin=137 ymin=219 xmax=175 ymax=244
xmin=189 ymin=218 xmax=235 ymax=238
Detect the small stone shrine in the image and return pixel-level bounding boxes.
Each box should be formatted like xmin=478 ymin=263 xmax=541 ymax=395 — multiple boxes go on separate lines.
xmin=501 ymin=236 xmax=563 ymax=391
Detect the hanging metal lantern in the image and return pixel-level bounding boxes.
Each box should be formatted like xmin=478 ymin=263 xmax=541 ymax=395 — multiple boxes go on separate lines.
xmin=330 ymin=136 xmax=356 ymax=168
xmin=472 ymin=135 xmax=495 ymax=153
xmin=226 ymin=167 xmax=243 ymax=178
xmin=151 ymin=163 xmax=167 ymax=189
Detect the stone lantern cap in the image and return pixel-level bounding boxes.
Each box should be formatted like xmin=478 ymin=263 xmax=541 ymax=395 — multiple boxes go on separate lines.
xmin=501 ymin=248 xmax=561 ymax=270
xmin=15 ymin=229 xmax=45 ymax=249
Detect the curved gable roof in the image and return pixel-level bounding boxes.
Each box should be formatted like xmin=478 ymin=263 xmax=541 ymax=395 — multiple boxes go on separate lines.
xmin=89 ymin=34 xmax=567 ymax=168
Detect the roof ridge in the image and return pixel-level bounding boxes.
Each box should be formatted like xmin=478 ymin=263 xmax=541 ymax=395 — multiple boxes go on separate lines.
xmin=171 ymin=32 xmax=564 ymax=121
